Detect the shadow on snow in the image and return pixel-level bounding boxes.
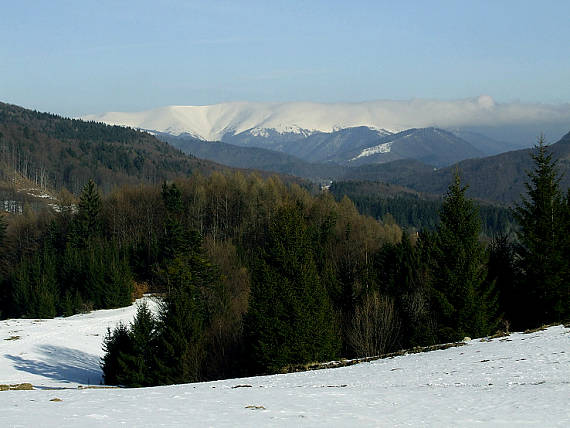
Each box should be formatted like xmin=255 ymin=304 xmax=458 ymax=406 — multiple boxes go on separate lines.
xmin=4 ymin=344 xmax=102 ymax=385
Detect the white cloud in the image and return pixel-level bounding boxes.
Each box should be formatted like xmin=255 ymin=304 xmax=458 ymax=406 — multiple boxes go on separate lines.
xmin=82 ymin=96 xmax=570 ymax=141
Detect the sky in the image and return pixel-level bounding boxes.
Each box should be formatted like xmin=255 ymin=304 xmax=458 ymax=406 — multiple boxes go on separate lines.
xmin=1 ymin=0 xmax=569 ymax=117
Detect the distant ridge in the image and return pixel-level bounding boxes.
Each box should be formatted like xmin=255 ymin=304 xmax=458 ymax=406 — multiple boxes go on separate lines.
xmin=352 ymin=131 xmax=570 ymax=205
xmin=82 ymin=97 xmax=570 ymax=146
xmin=0 ymin=102 xmax=227 ymax=196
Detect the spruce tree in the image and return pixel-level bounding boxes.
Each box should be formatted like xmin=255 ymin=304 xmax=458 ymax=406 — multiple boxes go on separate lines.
xmin=74 ymin=179 xmax=102 ymax=245
xmin=246 ymin=205 xmax=340 ymax=373
xmin=513 ymin=137 xmax=568 ymax=327
xmin=487 ymin=234 xmax=516 ymax=328
xmin=151 ymin=183 xmax=213 ymax=384
xmin=101 ymin=302 xmax=157 ymax=387
xmin=153 ymin=254 xmax=208 ymax=384
xmin=0 ymin=214 xmax=8 ymax=317
xmin=0 ymin=214 xmax=6 ymax=249
xmin=101 ymin=323 xmax=133 ymax=385
xmin=12 ymin=248 xmax=58 ymax=318
xmin=432 ymin=171 xmax=497 ymax=341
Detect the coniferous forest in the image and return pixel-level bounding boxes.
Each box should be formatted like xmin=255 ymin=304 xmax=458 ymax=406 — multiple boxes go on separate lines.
xmin=0 ymin=138 xmax=568 ymax=387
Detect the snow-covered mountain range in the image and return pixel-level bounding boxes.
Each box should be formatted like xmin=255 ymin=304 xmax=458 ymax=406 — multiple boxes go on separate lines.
xmin=82 ymin=97 xmax=570 ymax=168
xmin=82 ymin=96 xmax=570 ymax=142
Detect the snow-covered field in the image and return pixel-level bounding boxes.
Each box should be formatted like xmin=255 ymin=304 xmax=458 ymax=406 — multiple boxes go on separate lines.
xmin=1 ymin=299 xmax=568 ymax=427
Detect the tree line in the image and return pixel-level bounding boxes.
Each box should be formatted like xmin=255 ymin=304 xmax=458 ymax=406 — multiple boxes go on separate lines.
xmin=0 ymin=138 xmax=568 ymax=387
xmin=329 ymin=181 xmax=516 ymax=237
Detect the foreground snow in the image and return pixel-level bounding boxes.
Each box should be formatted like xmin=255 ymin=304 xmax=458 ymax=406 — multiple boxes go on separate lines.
xmin=1 ymin=301 xmax=568 ymax=427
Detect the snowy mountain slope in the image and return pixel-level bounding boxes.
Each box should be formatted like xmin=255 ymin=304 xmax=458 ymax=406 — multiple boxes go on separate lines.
xmin=166 ymin=126 xmax=481 ymax=168
xmin=1 ymin=301 xmax=569 ymax=426
xmin=82 ymin=97 xmax=570 ymax=145
xmin=344 ymin=128 xmax=484 ymax=167
xmin=83 ymin=101 xmax=405 ymax=141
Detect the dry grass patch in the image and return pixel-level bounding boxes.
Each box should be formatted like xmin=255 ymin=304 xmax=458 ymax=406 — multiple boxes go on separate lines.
xmin=281 ymin=341 xmax=466 ymax=374
xmin=0 ymin=383 xmax=34 ymax=391
xmin=4 ymin=335 xmax=21 ymax=341
xmin=77 ymin=385 xmax=120 ymax=390
xmin=132 ymin=281 xmax=150 ymax=300
xmin=489 ymin=330 xmax=510 ymax=339
xmin=523 ymin=323 xmax=560 ymax=334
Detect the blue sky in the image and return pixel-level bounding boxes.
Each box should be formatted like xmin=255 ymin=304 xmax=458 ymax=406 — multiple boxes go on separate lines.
xmin=1 ymin=0 xmax=569 ymax=116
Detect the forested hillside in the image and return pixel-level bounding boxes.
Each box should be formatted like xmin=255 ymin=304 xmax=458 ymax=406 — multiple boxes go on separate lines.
xmin=0 ymin=102 xmax=224 ymax=195
xmin=330 ymin=180 xmax=516 ymax=236
xmin=347 ymin=131 xmax=570 ymax=205
xmin=0 ymin=102 xmax=567 ymax=388
xmin=160 ymin=133 xmax=341 ymax=181
xmin=1 ymin=139 xmax=567 ymax=388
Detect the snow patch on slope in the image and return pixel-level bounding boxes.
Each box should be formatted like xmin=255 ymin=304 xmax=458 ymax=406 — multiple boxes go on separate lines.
xmin=351 ymin=141 xmax=394 ymax=161
xmin=0 ymin=297 xmax=159 ymax=388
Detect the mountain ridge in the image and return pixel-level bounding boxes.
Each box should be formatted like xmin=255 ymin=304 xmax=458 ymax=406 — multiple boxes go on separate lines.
xmin=82 ymin=97 xmax=570 ymax=146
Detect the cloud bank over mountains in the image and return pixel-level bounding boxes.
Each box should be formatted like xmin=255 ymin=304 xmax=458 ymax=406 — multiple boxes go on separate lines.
xmin=83 ymin=96 xmax=570 ymax=142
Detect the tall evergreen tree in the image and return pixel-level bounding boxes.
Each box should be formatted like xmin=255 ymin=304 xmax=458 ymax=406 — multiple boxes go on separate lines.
xmin=486 ymin=234 xmax=516 ymax=328
xmin=101 ymin=302 xmax=158 ymax=387
xmin=153 ymin=254 xmax=208 ymax=384
xmin=74 ymin=179 xmax=102 ymax=245
xmin=151 ymin=183 xmax=214 ymax=384
xmin=12 ymin=248 xmax=58 ymax=318
xmin=0 ymin=214 xmax=6 ymax=249
xmin=0 ymin=214 xmax=8 ymax=317
xmin=513 ymin=137 xmax=568 ymax=327
xmin=432 ymin=171 xmax=497 ymax=341
xmin=246 ymin=205 xmax=340 ymax=373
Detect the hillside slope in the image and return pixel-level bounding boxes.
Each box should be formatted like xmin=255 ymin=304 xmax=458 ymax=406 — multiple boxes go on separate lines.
xmin=1 ymin=300 xmax=568 ymax=426
xmin=0 ymin=102 xmax=224 ymax=195
xmin=400 ymin=131 xmax=570 ymax=204
xmin=343 ymin=131 xmax=570 ymax=205
xmin=343 ymin=127 xmax=483 ymax=167
xmin=159 ymin=133 xmax=343 ymax=180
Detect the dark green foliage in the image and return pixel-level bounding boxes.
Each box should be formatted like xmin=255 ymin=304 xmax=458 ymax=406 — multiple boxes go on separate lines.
xmin=513 ymin=138 xmax=569 ymax=327
xmin=0 ymin=214 xmax=6 ymax=248
xmin=152 ymin=252 xmax=210 ymax=384
xmin=330 ymin=180 xmax=516 ymax=236
xmin=101 ymin=323 xmax=133 ymax=386
xmin=58 ymin=241 xmax=133 ymax=312
xmin=101 ymin=302 xmax=158 ymax=387
xmin=563 ymin=190 xmax=570 ymax=310
xmin=12 ymin=248 xmax=58 ymax=318
xmin=102 ymin=185 xmax=221 ymax=386
xmin=74 ymin=179 xmax=102 ymax=244
xmin=3 ymin=154 xmax=567 ymax=387
xmin=375 ymin=234 xmax=436 ymax=348
xmin=103 ymin=243 xmax=218 ymax=386
xmin=246 ymin=205 xmax=340 ymax=373
xmin=9 ymin=238 xmax=133 ymax=318
xmin=487 ymin=234 xmax=517 ymax=326
xmin=431 ymin=171 xmax=498 ymax=341
xmin=159 ymin=183 xmax=196 ymax=263
xmin=0 ymin=214 xmax=9 ymax=317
